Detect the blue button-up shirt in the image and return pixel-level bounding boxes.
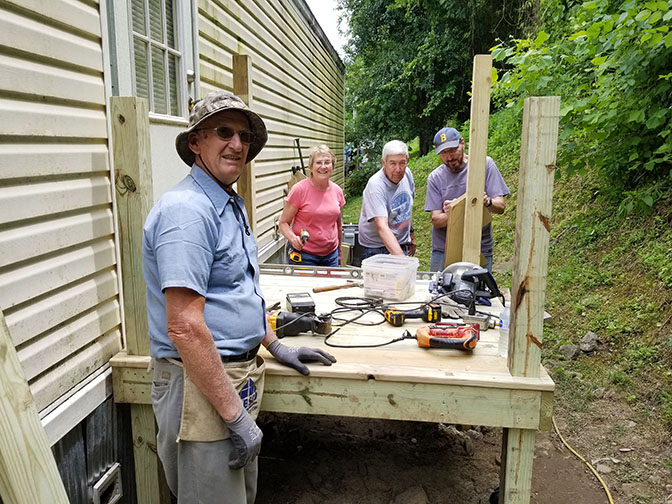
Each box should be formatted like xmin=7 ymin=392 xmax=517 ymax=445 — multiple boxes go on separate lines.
xmin=142 ymin=165 xmax=267 ymax=358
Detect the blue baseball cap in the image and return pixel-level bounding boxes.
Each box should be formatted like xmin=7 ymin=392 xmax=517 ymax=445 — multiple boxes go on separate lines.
xmin=433 ymin=127 xmax=462 ymax=155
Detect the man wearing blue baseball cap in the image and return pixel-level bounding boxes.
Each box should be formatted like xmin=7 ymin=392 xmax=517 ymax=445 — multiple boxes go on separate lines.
xmin=424 ymin=127 xmax=509 ymax=272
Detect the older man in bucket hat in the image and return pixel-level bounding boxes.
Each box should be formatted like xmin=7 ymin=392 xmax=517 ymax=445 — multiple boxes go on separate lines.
xmin=143 ymin=90 xmax=336 ymax=503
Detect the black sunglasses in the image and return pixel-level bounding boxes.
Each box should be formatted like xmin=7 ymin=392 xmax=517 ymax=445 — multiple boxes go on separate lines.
xmin=198 ymin=127 xmax=256 ymax=145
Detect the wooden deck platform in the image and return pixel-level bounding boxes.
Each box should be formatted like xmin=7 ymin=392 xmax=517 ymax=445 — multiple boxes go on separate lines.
xmin=112 ymin=273 xmax=554 ymax=431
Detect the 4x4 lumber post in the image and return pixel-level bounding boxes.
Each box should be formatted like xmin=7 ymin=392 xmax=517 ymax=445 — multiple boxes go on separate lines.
xmin=499 ymin=96 xmax=560 ymax=504
xmin=461 ymin=54 xmax=492 ymax=265
xmin=111 ymin=96 xmax=171 ymax=504
xmin=112 ymin=97 xmax=152 ymax=357
xmin=0 ymin=311 xmax=69 ymax=503
xmin=233 ymin=54 xmax=257 ymax=233
xmin=508 ymin=96 xmax=560 ymax=378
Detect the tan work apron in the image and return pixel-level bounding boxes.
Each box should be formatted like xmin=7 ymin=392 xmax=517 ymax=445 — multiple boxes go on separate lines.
xmin=172 ymin=355 xmax=265 ymax=442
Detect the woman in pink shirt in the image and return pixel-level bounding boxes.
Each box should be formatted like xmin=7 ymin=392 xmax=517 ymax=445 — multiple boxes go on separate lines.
xmin=279 ymin=145 xmax=346 ymax=266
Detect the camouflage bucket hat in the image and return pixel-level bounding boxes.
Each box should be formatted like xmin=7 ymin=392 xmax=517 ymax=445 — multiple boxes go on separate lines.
xmin=175 ymin=91 xmax=268 ymax=166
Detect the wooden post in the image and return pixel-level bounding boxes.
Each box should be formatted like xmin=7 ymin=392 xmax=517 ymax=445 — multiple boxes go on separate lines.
xmin=233 ymin=54 xmax=257 ymax=233
xmin=110 ymin=96 xmax=171 ymax=504
xmin=443 ymin=194 xmax=492 ymax=268
xmin=499 ymin=96 xmax=560 ymax=504
xmin=111 ymin=97 xmax=153 ymax=357
xmin=461 ymin=54 xmax=492 ymax=264
xmin=500 ymin=428 xmax=537 ymax=504
xmin=0 ymin=311 xmax=69 ymax=503
xmin=507 ymin=96 xmax=560 ymax=378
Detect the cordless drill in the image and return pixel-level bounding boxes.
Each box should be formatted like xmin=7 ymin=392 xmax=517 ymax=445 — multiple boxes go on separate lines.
xmin=384 ymin=304 xmax=441 ymax=327
xmin=288 ymin=228 xmax=310 ymax=263
xmin=267 ymin=311 xmax=332 ymax=338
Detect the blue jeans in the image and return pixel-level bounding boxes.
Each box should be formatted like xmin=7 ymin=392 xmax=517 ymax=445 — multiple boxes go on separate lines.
xmin=287 ymin=248 xmax=339 ymax=267
xmin=430 ymin=250 xmax=493 ymax=272
xmin=362 ymin=245 xmax=408 ymax=259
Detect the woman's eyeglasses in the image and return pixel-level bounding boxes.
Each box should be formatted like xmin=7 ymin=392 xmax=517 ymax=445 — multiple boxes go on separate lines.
xmin=198 ymin=127 xmax=256 ymax=144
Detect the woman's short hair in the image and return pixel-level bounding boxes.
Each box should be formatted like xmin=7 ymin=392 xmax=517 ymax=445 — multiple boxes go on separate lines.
xmin=308 ymin=145 xmax=336 ymax=176
xmin=381 ymin=140 xmax=409 ymax=162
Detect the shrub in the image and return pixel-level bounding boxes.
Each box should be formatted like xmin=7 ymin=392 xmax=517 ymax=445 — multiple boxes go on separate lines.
xmin=345 ymin=157 xmax=380 ymax=197
xmin=492 ymin=0 xmax=672 ymax=211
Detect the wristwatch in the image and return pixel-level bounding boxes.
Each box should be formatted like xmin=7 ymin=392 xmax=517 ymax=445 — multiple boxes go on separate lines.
xmin=486 ymin=197 xmax=492 ymax=207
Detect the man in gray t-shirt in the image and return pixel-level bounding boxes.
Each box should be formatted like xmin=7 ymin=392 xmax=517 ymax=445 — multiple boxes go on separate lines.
xmin=424 ymin=127 xmax=509 ymax=272
xmin=358 ymin=140 xmax=416 ymax=258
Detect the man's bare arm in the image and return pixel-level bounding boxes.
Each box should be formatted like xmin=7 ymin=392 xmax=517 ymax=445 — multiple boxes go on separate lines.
xmin=165 ymin=287 xmax=241 ymax=421
xmin=430 ymin=209 xmax=449 ymax=229
xmin=489 ymin=195 xmax=506 ymax=214
xmin=373 ymin=216 xmax=405 ymax=255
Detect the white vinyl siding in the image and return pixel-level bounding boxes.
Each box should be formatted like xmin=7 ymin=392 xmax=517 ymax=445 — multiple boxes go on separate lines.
xmin=0 ymin=0 xmax=122 ymax=412
xmin=196 ymin=0 xmax=345 ymax=259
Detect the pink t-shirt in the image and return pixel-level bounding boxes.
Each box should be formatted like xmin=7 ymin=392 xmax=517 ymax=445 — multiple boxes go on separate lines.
xmin=286 ymin=178 xmax=345 ymax=255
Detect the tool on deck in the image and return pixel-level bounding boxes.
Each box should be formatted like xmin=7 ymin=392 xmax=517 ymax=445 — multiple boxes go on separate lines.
xmin=430 ymin=262 xmax=503 ymax=326
xmin=313 ymin=280 xmax=363 ymax=293
xmin=267 ymin=311 xmax=332 ymax=338
xmin=285 ymin=292 xmax=315 ymax=313
xmin=413 ymin=322 xmax=480 ymax=350
xmin=433 ymin=262 xmax=503 ymax=307
xmin=288 ymin=228 xmax=310 ymax=263
xmin=384 ymin=304 xmax=441 ymax=327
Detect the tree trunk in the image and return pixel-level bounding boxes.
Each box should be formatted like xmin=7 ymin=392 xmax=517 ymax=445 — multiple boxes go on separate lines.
xmin=419 ymin=135 xmax=431 ymax=156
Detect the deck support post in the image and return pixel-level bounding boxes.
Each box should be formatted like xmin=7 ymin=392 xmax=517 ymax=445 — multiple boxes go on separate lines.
xmin=111 ymin=96 xmax=171 ymax=504
xmin=233 ymin=54 xmax=257 ymax=233
xmin=499 ymin=96 xmax=560 ymax=504
xmin=0 ymin=311 xmax=69 ymax=503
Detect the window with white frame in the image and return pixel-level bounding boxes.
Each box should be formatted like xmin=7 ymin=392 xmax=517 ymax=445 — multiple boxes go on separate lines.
xmin=131 ymin=0 xmax=182 ymax=116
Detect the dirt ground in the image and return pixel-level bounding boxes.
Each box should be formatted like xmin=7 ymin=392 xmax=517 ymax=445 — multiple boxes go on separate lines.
xmin=256 ymin=408 xmax=671 ymax=504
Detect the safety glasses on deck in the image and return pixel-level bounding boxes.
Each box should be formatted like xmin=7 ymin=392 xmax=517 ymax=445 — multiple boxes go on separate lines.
xmin=197 ymin=127 xmax=256 ymax=144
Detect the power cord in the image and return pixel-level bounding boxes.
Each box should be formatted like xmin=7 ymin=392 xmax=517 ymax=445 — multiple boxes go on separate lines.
xmin=324 ymin=328 xmax=416 ymax=348
xmin=322 ymin=291 xmax=482 ymax=349
xmin=552 ymin=416 xmax=614 ymax=504
xmin=330 ymin=297 xmax=387 ymax=327
xmin=270 ymin=291 xmax=496 ymax=349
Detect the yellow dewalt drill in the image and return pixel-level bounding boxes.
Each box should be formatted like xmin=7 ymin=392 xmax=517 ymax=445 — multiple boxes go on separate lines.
xmin=288 ymin=228 xmax=310 ymax=263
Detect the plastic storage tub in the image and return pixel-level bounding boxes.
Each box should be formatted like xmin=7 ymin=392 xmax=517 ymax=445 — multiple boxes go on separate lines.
xmin=361 ymin=254 xmax=419 ymax=301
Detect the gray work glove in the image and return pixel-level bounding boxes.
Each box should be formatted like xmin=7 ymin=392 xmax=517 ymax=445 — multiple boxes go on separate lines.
xmin=225 ymin=407 xmax=263 ymax=469
xmin=267 ymin=340 xmax=337 ymax=376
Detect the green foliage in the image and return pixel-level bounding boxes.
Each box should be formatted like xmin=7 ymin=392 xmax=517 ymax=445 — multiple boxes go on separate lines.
xmin=484 ymin=104 xmax=522 ymax=178
xmin=341 ymin=194 xmax=362 ymax=224
xmin=660 ymin=390 xmax=672 ymax=428
xmin=610 ymin=369 xmax=633 ymax=387
xmin=637 ymin=234 xmax=672 ymax=287
xmin=492 ymin=0 xmax=672 ymax=210
xmin=345 ymin=157 xmax=381 ymax=196
xmin=340 ymin=0 xmax=529 ymax=154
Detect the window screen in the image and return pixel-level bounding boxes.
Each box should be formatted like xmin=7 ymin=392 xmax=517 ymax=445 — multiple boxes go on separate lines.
xmin=131 ymin=0 xmax=181 ymax=116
